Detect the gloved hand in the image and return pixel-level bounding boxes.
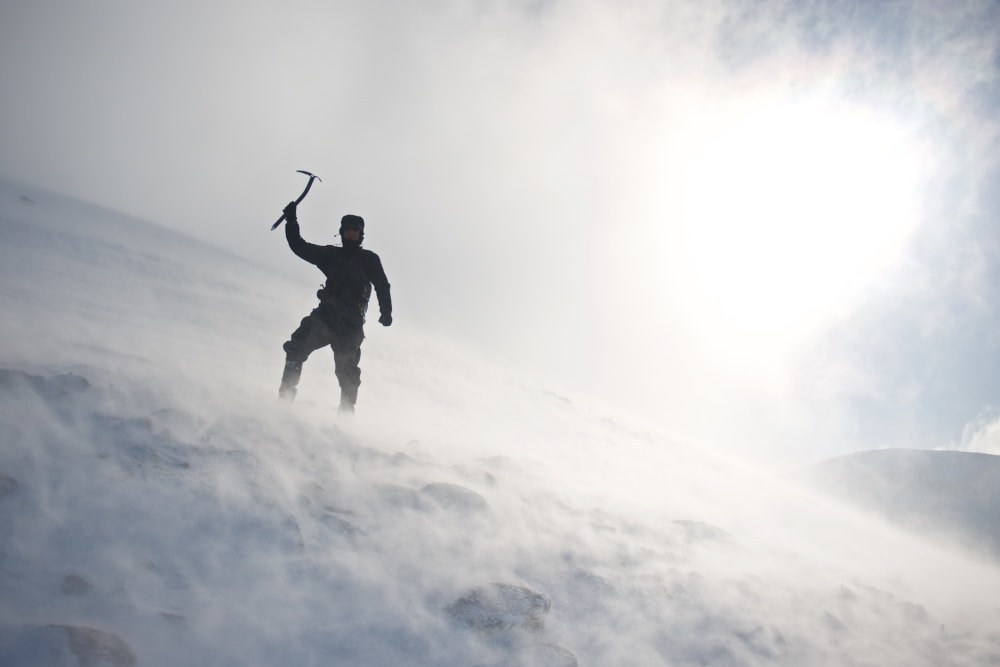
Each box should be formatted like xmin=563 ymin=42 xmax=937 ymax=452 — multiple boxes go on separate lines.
xmin=283 ymin=201 xmax=298 ymax=223
xmin=378 ymin=313 xmax=392 ymax=327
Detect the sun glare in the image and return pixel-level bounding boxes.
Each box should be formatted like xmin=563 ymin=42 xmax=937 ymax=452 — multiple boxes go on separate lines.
xmin=677 ymin=98 xmax=928 ymax=347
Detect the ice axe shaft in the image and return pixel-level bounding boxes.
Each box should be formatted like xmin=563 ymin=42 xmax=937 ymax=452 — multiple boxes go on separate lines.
xmin=271 ymin=170 xmax=322 ymax=230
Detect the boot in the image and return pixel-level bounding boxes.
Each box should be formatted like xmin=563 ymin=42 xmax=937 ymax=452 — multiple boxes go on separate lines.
xmin=338 ymin=385 xmax=357 ymax=413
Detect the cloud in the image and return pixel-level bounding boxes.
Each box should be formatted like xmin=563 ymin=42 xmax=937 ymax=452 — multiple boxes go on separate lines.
xmin=956 ymin=409 xmax=1000 ymax=455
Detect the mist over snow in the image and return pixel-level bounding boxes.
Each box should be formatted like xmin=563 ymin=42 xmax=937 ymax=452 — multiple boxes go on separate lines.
xmin=4 ymin=0 xmax=1000 ymax=465
xmin=2 ymin=181 xmax=1000 ymax=665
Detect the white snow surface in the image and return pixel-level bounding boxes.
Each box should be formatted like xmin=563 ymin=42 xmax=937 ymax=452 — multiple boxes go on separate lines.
xmin=1 ymin=180 xmax=1000 ymax=666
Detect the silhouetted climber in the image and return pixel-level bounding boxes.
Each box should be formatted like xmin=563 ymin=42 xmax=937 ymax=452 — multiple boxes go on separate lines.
xmin=278 ymin=201 xmax=392 ymax=412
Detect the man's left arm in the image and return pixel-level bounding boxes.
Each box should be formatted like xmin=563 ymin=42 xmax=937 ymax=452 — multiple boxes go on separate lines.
xmin=367 ymin=252 xmax=392 ymax=326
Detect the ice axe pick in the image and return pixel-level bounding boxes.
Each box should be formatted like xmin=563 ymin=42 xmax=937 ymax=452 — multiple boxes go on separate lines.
xmin=271 ymin=170 xmax=322 ymax=230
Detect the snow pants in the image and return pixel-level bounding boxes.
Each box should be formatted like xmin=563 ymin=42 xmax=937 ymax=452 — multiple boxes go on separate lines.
xmin=279 ymin=306 xmax=365 ymax=409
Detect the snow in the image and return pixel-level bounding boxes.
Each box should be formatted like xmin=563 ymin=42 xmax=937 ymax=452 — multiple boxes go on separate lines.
xmin=1 ymin=180 xmax=1000 ymax=665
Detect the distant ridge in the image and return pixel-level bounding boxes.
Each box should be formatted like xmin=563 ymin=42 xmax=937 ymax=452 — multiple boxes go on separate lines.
xmin=800 ymin=448 xmax=1000 ymax=560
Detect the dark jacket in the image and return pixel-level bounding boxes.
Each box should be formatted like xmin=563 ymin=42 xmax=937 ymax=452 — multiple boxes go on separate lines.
xmin=285 ymin=220 xmax=392 ymax=325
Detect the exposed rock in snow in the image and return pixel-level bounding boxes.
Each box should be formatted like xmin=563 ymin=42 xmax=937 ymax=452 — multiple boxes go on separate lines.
xmin=61 ymin=575 xmax=93 ymax=597
xmin=421 ymin=482 xmax=490 ymax=513
xmin=0 ymin=624 xmax=136 ymax=667
xmin=447 ymin=583 xmax=552 ymax=633
xmin=671 ymin=519 xmax=732 ymax=545
xmin=0 ymin=369 xmax=91 ymax=400
xmin=447 ymin=583 xmax=578 ymax=667
xmin=0 ymin=473 xmax=17 ymax=499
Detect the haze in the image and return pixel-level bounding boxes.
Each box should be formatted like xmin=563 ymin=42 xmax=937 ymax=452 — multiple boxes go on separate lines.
xmin=3 ymin=0 xmax=1000 ymax=465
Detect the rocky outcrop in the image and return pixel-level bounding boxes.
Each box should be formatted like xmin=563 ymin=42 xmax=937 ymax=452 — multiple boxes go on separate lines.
xmin=448 ymin=583 xmax=552 ymax=633
xmin=447 ymin=583 xmax=577 ymax=667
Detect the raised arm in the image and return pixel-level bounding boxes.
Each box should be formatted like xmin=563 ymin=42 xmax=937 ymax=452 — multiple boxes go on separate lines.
xmin=283 ymin=203 xmax=326 ymax=266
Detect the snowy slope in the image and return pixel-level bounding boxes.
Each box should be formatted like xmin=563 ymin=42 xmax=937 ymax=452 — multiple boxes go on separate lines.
xmin=799 ymin=448 xmax=1000 ymax=560
xmin=1 ymin=181 xmax=1000 ymax=666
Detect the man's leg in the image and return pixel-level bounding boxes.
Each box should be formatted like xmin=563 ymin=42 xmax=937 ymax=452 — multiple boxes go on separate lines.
xmin=279 ymin=310 xmax=333 ymax=401
xmin=331 ymin=329 xmax=364 ymax=411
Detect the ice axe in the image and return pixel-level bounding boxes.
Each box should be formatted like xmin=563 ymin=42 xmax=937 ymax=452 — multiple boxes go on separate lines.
xmin=271 ymin=170 xmax=322 ymax=230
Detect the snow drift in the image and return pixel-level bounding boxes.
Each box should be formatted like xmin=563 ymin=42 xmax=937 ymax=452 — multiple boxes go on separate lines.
xmin=1 ymin=180 xmax=999 ymax=666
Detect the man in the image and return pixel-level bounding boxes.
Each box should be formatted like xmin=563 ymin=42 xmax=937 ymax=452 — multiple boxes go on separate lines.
xmin=278 ymin=201 xmax=392 ymax=412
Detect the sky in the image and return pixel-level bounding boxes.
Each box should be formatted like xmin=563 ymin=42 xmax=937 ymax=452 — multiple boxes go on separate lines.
xmin=1 ymin=180 xmax=999 ymax=665
xmin=2 ymin=0 xmax=1000 ymax=464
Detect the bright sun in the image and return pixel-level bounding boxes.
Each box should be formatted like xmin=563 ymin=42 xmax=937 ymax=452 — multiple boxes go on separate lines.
xmin=677 ymin=97 xmax=928 ymax=347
